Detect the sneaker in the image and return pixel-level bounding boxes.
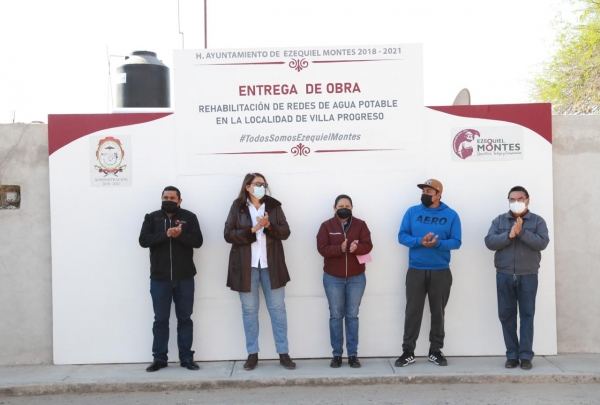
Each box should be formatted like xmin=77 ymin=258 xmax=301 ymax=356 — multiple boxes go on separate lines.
xmin=428 ymin=351 xmax=448 ymax=366
xmin=505 ymin=359 xmax=520 ymax=368
xmin=330 ymin=356 xmax=342 ymax=368
xmin=279 ymin=353 xmax=296 ymax=370
xmin=520 ymin=359 xmax=532 ymax=370
xmin=348 ymin=356 xmax=361 ymax=368
xmin=394 ymin=351 xmax=415 ymax=367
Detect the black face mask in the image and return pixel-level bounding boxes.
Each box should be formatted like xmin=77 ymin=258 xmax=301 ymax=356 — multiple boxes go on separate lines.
xmin=336 ymin=208 xmax=352 ymax=219
xmin=161 ymin=200 xmax=179 ymax=213
xmin=421 ymin=194 xmax=434 ymax=208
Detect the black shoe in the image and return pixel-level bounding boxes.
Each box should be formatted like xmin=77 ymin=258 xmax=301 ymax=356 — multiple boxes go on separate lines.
xmin=180 ymin=360 xmax=199 ymax=370
xmin=505 ymin=359 xmax=520 ymax=368
xmin=348 ymin=356 xmax=361 ymax=368
xmin=243 ymin=353 xmax=258 ymax=370
xmin=520 ymin=359 xmax=532 ymax=370
xmin=428 ymin=351 xmax=448 ymax=366
xmin=146 ymin=361 xmax=168 ymax=372
xmin=394 ymin=351 xmax=415 ymax=367
xmin=279 ymin=353 xmax=296 ymax=370
xmin=330 ymin=356 xmax=342 ymax=368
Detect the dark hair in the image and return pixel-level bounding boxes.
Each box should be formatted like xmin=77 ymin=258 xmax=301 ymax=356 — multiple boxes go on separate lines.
xmin=508 ymin=186 xmax=529 ymax=199
xmin=236 ymin=173 xmax=270 ymax=202
xmin=162 ymin=186 xmax=181 ymax=199
xmin=334 ymin=194 xmax=353 ymax=207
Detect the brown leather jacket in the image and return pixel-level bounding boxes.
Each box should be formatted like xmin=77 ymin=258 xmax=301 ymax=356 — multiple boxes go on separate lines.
xmin=224 ymin=196 xmax=291 ymax=292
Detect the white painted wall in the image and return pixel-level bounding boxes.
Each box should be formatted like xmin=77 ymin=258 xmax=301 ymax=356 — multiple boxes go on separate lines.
xmin=48 ymin=108 xmax=556 ymax=364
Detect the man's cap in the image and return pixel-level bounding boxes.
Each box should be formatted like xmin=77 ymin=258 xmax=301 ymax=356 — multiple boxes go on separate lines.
xmin=417 ymin=179 xmax=443 ymax=193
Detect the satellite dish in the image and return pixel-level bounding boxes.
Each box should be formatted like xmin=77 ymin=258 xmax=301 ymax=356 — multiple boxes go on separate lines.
xmin=452 ymin=88 xmax=471 ymax=105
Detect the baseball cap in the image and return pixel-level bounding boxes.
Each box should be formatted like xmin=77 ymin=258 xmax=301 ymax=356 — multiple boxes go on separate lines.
xmin=417 ymin=179 xmax=443 ymax=194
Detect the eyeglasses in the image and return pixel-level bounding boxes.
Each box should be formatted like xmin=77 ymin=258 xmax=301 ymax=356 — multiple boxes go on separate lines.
xmin=508 ymin=198 xmax=527 ymax=203
xmin=250 ymin=182 xmax=268 ymax=188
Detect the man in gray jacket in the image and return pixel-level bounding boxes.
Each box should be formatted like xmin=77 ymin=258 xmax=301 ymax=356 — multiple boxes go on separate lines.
xmin=484 ymin=186 xmax=549 ymax=370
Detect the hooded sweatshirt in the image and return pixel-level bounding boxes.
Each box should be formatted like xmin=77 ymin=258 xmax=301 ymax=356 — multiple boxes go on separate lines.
xmin=398 ymin=202 xmax=462 ymax=270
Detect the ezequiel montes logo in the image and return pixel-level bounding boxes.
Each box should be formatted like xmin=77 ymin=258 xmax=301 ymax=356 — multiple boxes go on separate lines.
xmin=94 ymin=137 xmax=127 ymax=176
xmin=452 ymin=128 xmax=523 ymax=161
xmin=452 ymin=129 xmax=480 ymax=160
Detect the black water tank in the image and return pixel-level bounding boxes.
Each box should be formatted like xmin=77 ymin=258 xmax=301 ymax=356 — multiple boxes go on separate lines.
xmin=116 ymin=51 xmax=170 ymax=108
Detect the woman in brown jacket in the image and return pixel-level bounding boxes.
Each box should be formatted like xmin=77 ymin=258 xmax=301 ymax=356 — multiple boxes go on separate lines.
xmin=317 ymin=194 xmax=373 ymax=369
xmin=224 ymin=173 xmax=295 ymax=371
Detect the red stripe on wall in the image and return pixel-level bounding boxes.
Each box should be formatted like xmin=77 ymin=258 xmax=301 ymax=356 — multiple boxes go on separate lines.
xmin=427 ymin=104 xmax=552 ymax=144
xmin=48 ymin=113 xmax=172 ymax=156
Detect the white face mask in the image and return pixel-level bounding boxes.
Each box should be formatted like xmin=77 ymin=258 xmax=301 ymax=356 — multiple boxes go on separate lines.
xmin=509 ymin=201 xmax=527 ymax=214
xmin=252 ymin=186 xmax=265 ymax=199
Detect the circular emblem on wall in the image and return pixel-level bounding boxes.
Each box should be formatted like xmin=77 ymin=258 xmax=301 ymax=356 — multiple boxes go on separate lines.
xmin=452 ymin=129 xmax=480 ymax=160
xmin=95 ymin=137 xmax=126 ymax=175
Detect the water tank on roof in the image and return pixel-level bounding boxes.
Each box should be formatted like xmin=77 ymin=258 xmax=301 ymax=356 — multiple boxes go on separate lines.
xmin=116 ymin=51 xmax=170 ymax=108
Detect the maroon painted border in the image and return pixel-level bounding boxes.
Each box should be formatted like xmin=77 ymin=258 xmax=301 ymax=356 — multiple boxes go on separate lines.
xmin=427 ymin=103 xmax=552 ymax=144
xmin=48 ymin=113 xmax=172 ymax=156
xmin=47 ymin=104 xmax=552 ymax=156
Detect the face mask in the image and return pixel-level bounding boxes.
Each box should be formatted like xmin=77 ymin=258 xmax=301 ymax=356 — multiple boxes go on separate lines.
xmin=161 ymin=200 xmax=179 ymax=213
xmin=252 ymin=185 xmax=265 ymax=199
xmin=509 ymin=201 xmax=526 ymax=215
xmin=336 ymin=208 xmax=352 ymax=219
xmin=421 ymin=194 xmax=434 ymax=207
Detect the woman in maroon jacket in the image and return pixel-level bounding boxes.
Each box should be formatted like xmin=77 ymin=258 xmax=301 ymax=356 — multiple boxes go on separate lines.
xmin=224 ymin=173 xmax=296 ymax=371
xmin=317 ymin=194 xmax=373 ymax=368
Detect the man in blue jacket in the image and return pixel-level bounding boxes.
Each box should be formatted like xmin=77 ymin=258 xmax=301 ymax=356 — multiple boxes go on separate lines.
xmin=484 ymin=186 xmax=549 ymax=370
xmin=139 ymin=186 xmax=203 ymax=372
xmin=396 ymin=179 xmax=462 ymax=367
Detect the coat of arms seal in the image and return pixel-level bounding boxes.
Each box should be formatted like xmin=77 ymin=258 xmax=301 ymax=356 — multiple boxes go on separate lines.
xmin=94 ymin=136 xmax=127 ymax=176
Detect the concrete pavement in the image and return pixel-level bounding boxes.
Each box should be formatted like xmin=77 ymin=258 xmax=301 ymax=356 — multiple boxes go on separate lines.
xmin=1 ymin=355 xmax=599 ymax=396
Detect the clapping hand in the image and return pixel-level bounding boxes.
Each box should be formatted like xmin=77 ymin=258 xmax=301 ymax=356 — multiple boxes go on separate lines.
xmin=167 ymin=224 xmax=182 ymax=238
xmin=349 ymin=239 xmax=358 ymax=253
xmin=421 ymin=232 xmax=438 ymax=248
xmin=341 ymin=239 xmax=348 ymax=253
xmin=257 ymin=212 xmax=270 ymax=229
xmin=510 ymin=217 xmax=523 ymax=239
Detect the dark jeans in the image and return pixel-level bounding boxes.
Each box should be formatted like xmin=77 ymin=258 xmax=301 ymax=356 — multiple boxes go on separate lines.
xmin=150 ymin=278 xmax=195 ymax=362
xmin=402 ymin=268 xmax=452 ymax=353
xmin=496 ymin=272 xmax=538 ymax=361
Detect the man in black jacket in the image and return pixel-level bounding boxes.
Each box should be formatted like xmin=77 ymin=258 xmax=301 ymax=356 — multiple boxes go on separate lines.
xmin=139 ymin=186 xmax=203 ymax=372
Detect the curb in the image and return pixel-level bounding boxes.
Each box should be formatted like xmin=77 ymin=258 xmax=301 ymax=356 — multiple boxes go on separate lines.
xmin=2 ymin=374 xmax=600 ymax=397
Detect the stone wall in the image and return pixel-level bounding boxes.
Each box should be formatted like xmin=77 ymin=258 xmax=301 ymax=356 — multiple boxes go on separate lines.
xmin=0 ymin=123 xmax=52 ymax=365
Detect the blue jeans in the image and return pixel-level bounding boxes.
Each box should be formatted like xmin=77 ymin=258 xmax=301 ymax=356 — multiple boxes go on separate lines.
xmin=323 ymin=272 xmax=366 ymax=357
xmin=150 ymin=278 xmax=195 ymax=362
xmin=496 ymin=272 xmax=538 ymax=361
xmin=238 ymin=266 xmax=289 ymax=354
